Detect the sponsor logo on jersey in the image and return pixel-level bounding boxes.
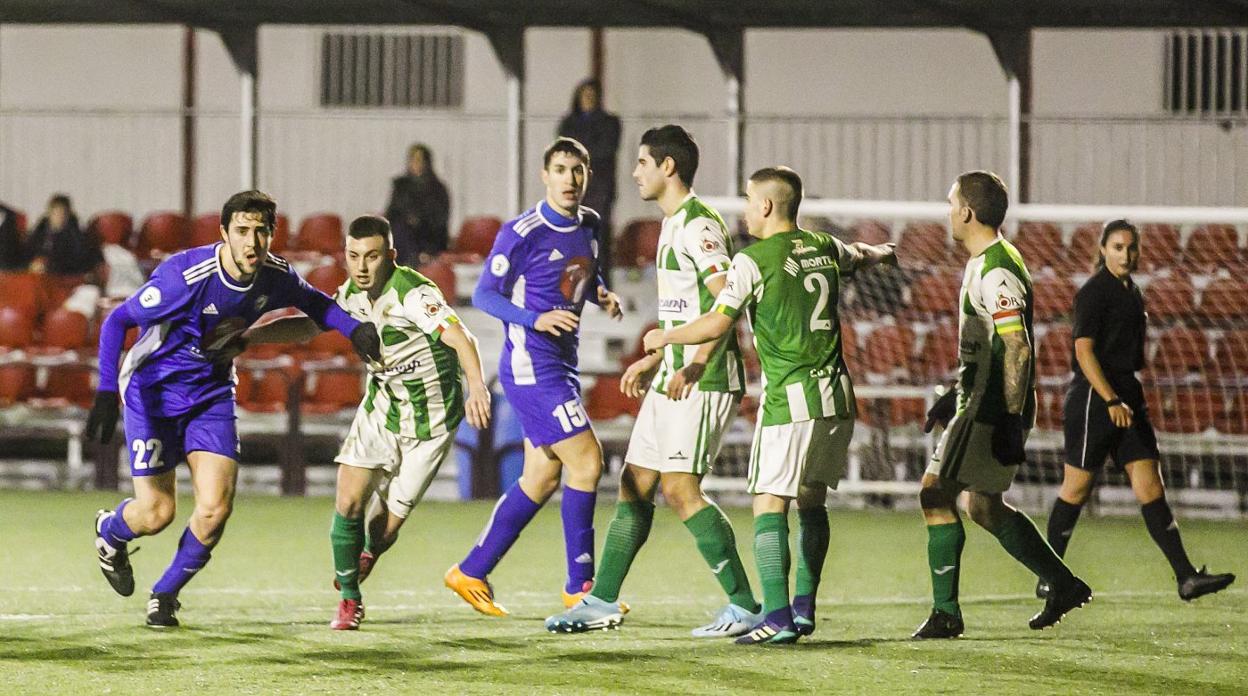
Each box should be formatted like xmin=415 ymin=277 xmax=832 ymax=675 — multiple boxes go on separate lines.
xmin=783 ymin=258 xmax=801 ymax=277
xmin=799 ymin=255 xmax=835 ymax=271
xmin=995 ymin=292 xmax=1024 ymax=311
xmin=490 ymin=254 xmax=510 ymax=277
xmin=202 ymin=303 xmax=219 ymax=315
xmin=701 ymin=236 xmax=722 ymax=253
xmin=658 ymin=298 xmax=690 ymax=314
xmin=424 ymin=302 xmax=442 ymax=317
xmin=669 ymin=450 xmax=689 ymax=460
xmin=254 ymin=295 xmax=269 ymax=311
xmin=375 ymin=360 xmax=423 ymax=376
xmin=548 ymin=248 xmax=565 ymax=262
xmin=791 ymin=239 xmax=817 ymax=255
xmin=139 ymin=286 xmax=162 ymax=308
xmin=558 ymin=256 xmax=593 ymax=302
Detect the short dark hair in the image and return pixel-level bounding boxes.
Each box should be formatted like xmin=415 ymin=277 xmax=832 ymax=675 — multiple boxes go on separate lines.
xmin=220 ymin=190 xmax=277 ymax=231
xmin=640 ymin=125 xmax=699 ymax=187
xmin=348 ymin=215 xmax=394 ymax=249
xmin=1096 ymin=218 xmax=1139 ymax=270
xmin=543 ymin=137 xmax=591 ymax=169
xmin=48 ymin=194 xmax=72 ymax=211
xmin=749 ymin=166 xmax=803 ymax=221
xmin=955 ymin=171 xmax=1008 ymax=229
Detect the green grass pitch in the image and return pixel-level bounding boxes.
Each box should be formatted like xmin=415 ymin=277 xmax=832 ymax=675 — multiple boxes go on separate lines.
xmin=1 ymin=489 xmax=1244 ymax=694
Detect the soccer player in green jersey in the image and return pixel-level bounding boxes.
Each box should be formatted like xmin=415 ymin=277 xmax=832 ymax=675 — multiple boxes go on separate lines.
xmin=546 ymin=125 xmax=760 ymax=636
xmin=645 ymin=167 xmax=896 ymax=644
xmin=246 ymin=215 xmax=491 ymax=630
xmin=912 ymin=171 xmax=1091 ymax=639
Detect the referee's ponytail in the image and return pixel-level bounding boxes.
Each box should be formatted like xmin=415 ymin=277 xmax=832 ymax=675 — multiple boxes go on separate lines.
xmin=1095 ymin=219 xmax=1139 ymax=271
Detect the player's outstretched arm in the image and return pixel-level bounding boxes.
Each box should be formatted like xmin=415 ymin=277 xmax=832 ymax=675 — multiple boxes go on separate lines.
xmin=644 ymin=310 xmax=734 ymax=355
xmin=439 ymin=322 xmax=492 ymax=429
xmin=847 ymin=241 xmax=897 ymax=273
xmin=244 ymin=316 xmax=321 ymax=345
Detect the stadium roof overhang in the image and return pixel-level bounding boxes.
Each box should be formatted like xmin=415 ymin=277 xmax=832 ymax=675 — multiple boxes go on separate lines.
xmin=1 ymin=1 xmax=1247 ymax=29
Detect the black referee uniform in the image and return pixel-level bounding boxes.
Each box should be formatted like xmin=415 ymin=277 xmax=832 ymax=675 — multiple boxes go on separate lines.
xmin=1063 ymin=266 xmax=1160 ymax=469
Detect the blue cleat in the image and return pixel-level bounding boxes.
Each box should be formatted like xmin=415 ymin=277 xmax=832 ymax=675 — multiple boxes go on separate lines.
xmin=792 ymin=594 xmax=816 ymax=636
xmin=692 ymin=603 xmax=761 ymax=638
xmin=544 ymin=595 xmax=629 ymax=633
xmin=733 ymin=608 xmax=799 ymax=645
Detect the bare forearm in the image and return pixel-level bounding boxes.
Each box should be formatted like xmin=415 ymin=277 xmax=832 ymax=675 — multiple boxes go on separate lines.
xmin=663 ymin=312 xmax=733 ymax=347
xmin=1002 ymin=339 xmax=1032 ymax=414
xmin=1075 ymin=340 xmax=1118 ymax=402
xmin=442 ymin=325 xmax=488 ymax=391
xmin=849 ymin=242 xmax=892 ymax=271
xmin=244 ymin=316 xmax=320 ymax=344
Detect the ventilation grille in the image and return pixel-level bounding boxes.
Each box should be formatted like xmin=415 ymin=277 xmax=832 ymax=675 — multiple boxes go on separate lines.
xmin=321 ymin=32 xmax=464 ymax=108
xmin=1166 ymin=30 xmax=1247 ymax=115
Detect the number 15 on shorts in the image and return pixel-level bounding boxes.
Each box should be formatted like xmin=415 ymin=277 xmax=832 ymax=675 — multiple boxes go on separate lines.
xmin=552 ymin=399 xmax=588 ymax=434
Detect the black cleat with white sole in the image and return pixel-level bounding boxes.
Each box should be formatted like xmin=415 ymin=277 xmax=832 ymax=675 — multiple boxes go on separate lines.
xmin=146 ymin=592 xmax=181 ymax=628
xmin=1028 ymin=577 xmax=1092 ymax=630
xmin=95 ymin=509 xmax=135 ymax=597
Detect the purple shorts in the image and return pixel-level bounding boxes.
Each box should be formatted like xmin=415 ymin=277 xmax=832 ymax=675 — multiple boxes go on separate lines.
xmin=501 ymin=373 xmax=591 ymax=448
xmin=122 ymin=396 xmax=239 ymax=476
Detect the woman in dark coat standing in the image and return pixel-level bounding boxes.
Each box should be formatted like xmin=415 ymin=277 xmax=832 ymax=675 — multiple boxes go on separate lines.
xmin=385 ymin=143 xmax=451 ymax=266
xmin=558 ymin=79 xmax=621 ymax=283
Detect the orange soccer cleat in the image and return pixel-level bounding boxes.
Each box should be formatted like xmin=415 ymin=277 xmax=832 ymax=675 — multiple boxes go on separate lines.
xmin=444 ymin=564 xmax=509 ymax=617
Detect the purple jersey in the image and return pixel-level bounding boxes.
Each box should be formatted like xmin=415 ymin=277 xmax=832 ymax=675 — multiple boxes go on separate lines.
xmin=118 ymin=244 xmax=339 ymax=417
xmin=478 ymin=201 xmax=604 ymax=387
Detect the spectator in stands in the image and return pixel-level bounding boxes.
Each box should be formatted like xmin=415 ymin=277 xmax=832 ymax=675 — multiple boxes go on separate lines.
xmin=0 ymin=202 xmax=25 ymax=271
xmin=558 ymin=79 xmax=621 ymax=282
xmin=26 ymin=194 xmax=104 ymax=278
xmin=385 ymin=143 xmax=450 ymax=266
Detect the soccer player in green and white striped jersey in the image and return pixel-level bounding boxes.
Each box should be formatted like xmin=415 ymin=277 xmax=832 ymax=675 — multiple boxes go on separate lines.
xmin=644 ymin=167 xmax=896 ymax=644
xmin=245 ymin=215 xmax=490 ymax=630
xmin=911 ymin=171 xmax=1090 ymax=640
xmin=546 ymin=125 xmax=760 ymax=637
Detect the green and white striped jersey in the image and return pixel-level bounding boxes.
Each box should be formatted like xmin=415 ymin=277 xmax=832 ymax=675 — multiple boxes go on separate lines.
xmin=335 ymin=265 xmax=464 ymax=439
xmin=651 ymin=193 xmax=745 ymax=395
xmin=954 ymin=236 xmax=1037 ymax=427
xmin=712 ymin=229 xmax=856 ymax=426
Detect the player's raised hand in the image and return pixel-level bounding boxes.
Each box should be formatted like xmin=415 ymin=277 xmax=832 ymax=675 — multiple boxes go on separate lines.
xmin=350 ymin=322 xmax=382 ymax=363
xmin=85 ymin=390 xmax=120 ymax=444
xmin=464 ymin=384 xmax=492 ymax=430
xmin=598 ymin=287 xmax=624 ymax=320
xmin=666 ymin=362 xmax=705 ymax=401
xmin=642 ymin=328 xmax=666 ymax=354
xmin=535 ymin=309 xmax=579 ymax=336
xmin=621 ymin=352 xmax=661 ymax=398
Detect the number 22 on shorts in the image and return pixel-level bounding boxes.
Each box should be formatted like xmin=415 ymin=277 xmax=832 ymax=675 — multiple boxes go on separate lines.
xmin=132 ymin=438 xmax=164 ymax=470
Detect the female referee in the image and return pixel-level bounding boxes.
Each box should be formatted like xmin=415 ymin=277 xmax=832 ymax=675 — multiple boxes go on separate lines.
xmin=1037 ymin=219 xmax=1235 ymax=601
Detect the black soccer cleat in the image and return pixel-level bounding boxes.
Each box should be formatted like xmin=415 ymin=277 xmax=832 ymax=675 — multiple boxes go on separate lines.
xmin=1035 ymin=579 xmax=1051 ymax=599
xmin=1029 ymin=577 xmax=1092 ymax=630
xmin=146 ymin=592 xmax=182 ymax=628
xmin=95 ymin=509 xmax=135 ymax=597
xmin=911 ymin=609 xmax=964 ymax=640
xmin=1178 ymin=567 xmax=1236 ymax=601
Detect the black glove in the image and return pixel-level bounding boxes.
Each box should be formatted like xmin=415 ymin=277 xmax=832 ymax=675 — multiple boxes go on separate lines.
xmin=85 ymin=390 xmax=120 ymax=444
xmin=991 ymin=413 xmax=1027 ymax=466
xmin=923 ymin=386 xmax=958 ymax=433
xmin=350 ymin=322 xmax=382 ymax=363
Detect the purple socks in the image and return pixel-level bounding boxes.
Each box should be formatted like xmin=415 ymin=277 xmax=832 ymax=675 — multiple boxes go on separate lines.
xmin=152 ymin=527 xmax=213 ymax=596
xmin=460 ymin=483 xmax=542 ymax=579
xmin=561 ymin=487 xmax=597 ymax=594
xmin=100 ymin=498 xmax=138 ymax=548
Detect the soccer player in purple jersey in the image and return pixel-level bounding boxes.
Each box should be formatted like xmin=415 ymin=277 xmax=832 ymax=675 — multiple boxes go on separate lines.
xmin=444 ymin=138 xmax=623 ymax=618
xmin=86 ymin=190 xmax=381 ymax=628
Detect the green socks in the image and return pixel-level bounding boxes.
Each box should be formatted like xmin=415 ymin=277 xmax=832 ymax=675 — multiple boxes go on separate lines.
xmin=331 ymin=512 xmax=365 ymax=601
xmin=927 ymin=520 xmax=965 ymax=615
xmin=754 ymin=512 xmax=791 ymax=615
xmin=589 ymin=501 xmax=655 ymax=603
xmin=684 ymin=504 xmax=760 ymax=613
xmin=992 ymin=510 xmax=1075 ymax=590
xmin=795 ymin=506 xmax=830 ymax=599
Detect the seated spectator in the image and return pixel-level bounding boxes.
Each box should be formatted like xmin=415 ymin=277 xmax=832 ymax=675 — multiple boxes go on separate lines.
xmin=26 ymin=194 xmax=104 ymax=278
xmin=385 ymin=143 xmax=450 ymax=266
xmin=0 ymin=202 xmax=26 ymax=271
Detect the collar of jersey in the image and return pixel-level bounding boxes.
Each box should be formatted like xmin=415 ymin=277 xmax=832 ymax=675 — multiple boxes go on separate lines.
xmin=537 ymin=200 xmax=581 ymax=233
xmin=972 ymin=233 xmax=1006 ymax=258
xmin=213 ymin=242 xmax=256 ymax=292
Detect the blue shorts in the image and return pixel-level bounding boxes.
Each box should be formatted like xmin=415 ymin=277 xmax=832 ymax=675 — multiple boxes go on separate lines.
xmin=501 ymin=374 xmax=590 ymax=448
xmin=123 ymin=396 xmax=239 ymax=476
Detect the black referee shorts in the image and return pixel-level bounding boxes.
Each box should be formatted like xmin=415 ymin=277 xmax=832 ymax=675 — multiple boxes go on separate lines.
xmin=1063 ymin=377 xmax=1160 ymax=470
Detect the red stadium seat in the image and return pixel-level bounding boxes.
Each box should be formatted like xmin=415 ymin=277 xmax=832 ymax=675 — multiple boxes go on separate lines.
xmin=41 ymin=364 xmax=93 ymax=408
xmin=898 ymin=222 xmax=951 ymax=268
xmin=138 ymin=212 xmax=191 ymax=256
xmin=1197 ymin=277 xmax=1248 ymax=324
xmin=1035 ymin=387 xmax=1065 ymax=430
xmin=43 ymin=274 xmax=88 ymax=311
xmin=0 ymin=307 xmax=35 ymax=350
xmin=1037 ymin=325 xmax=1073 ymax=379
xmin=304 ymin=329 xmax=353 ymax=360
xmin=0 ymin=272 xmax=43 ymax=316
xmin=89 ymin=212 xmax=134 ymax=247
xmin=840 ymin=321 xmax=859 ymax=371
xmin=585 ymin=374 xmax=640 ymax=420
xmin=92 ymin=305 xmax=140 ymax=352
xmin=192 ymin=213 xmax=222 ymax=248
xmin=1032 ymin=276 xmax=1076 ymax=322
xmin=1147 ymin=386 xmax=1220 ymax=434
xmin=1139 ymin=224 xmax=1180 ymax=272
xmin=306 ymin=264 xmax=348 ymax=295
xmin=39 ymin=308 xmax=89 ymax=351
xmin=617 ymin=219 xmax=662 ymax=268
xmin=1059 ymin=223 xmax=1102 ymax=274
xmin=1221 ymin=391 xmax=1248 ymax=434
xmin=1144 ymin=276 xmax=1195 ymax=324
xmin=271 ymin=214 xmax=291 ymax=254
xmin=1012 ymin=222 xmax=1064 ymax=271
xmin=13 ymin=210 xmax=28 ymax=233
xmin=452 ymin=216 xmax=503 ymax=259
xmin=0 ymin=364 xmax=35 ymax=404
xmin=851 ymin=220 xmax=892 ymax=246
xmin=1212 ymin=330 xmax=1248 ymax=385
xmin=417 ymin=259 xmax=457 ymax=302
xmin=1182 ymin=224 xmax=1240 ymax=274
xmin=861 ymin=324 xmax=916 ymax=379
xmin=244 ymin=368 xmax=297 ymax=413
xmin=919 ymin=322 xmax=959 ymax=380
xmin=908 ymin=272 xmax=960 ymax=317
xmin=1151 ymin=326 xmax=1210 ymax=379
xmin=305 ymin=369 xmax=363 ymax=414
xmin=856 ymin=395 xmax=925 ymax=428
xmin=233 ymin=369 xmax=255 ymax=405
xmin=737 ymin=394 xmax=759 ymax=423
xmin=295 ymin=214 xmax=345 ymax=255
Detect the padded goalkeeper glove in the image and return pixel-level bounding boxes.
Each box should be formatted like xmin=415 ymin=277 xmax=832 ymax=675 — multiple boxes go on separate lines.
xmin=350 ymin=322 xmax=382 ymax=363
xmin=923 ymin=385 xmax=958 ymax=433
xmin=85 ymin=390 xmax=120 ymax=444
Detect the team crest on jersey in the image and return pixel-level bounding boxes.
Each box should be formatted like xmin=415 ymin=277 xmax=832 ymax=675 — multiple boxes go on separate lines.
xmin=994 ymin=282 xmax=1024 ymax=311
xmin=424 ymin=301 xmax=442 ymax=317
xmin=139 ymin=286 xmax=161 ymax=308
xmin=254 ymin=295 xmax=269 ymax=311
xmin=559 ymin=256 xmax=593 ymax=302
xmin=701 ymin=236 xmax=722 ymax=254
xmin=791 ymin=239 xmax=817 ymax=255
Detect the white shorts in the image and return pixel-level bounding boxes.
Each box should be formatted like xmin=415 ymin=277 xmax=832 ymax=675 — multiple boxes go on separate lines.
xmin=335 ymin=409 xmax=455 ymax=518
xmin=624 ymin=389 xmax=739 ymax=475
xmin=747 ymin=416 xmax=854 ymax=497
xmin=924 ymin=413 xmax=1022 ymax=494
